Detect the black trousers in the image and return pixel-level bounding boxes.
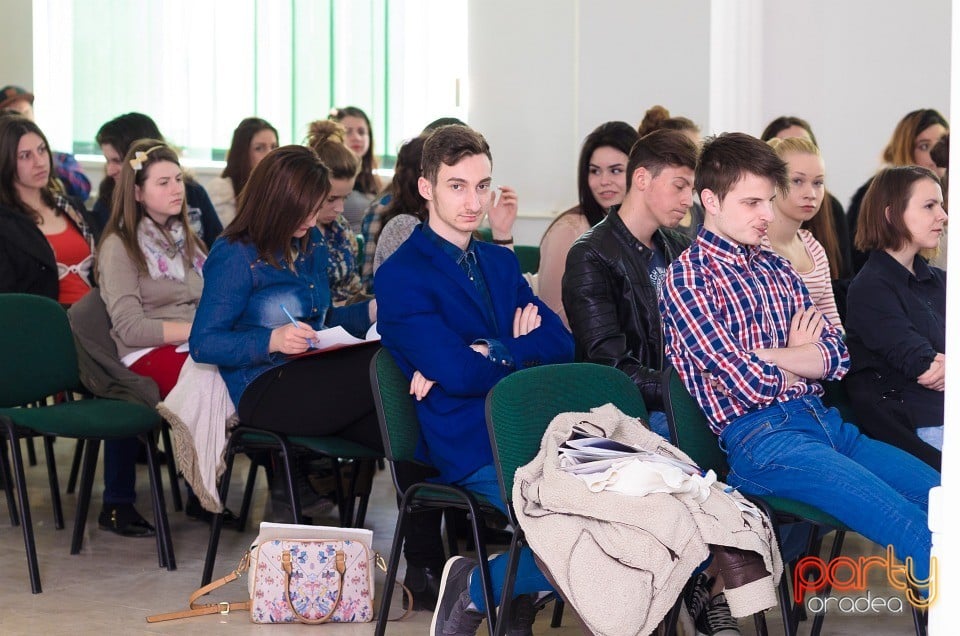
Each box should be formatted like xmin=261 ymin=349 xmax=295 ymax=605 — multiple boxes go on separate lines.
xmin=237 ymin=342 xmax=383 ymax=454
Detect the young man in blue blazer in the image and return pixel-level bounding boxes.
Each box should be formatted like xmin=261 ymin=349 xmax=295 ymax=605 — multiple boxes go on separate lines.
xmin=376 ymin=125 xmax=574 ymax=635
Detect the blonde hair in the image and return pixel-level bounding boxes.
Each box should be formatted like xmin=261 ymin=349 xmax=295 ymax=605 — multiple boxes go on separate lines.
xmin=767 ymin=136 xmax=842 ymax=279
xmin=304 ymin=120 xmax=360 ymax=181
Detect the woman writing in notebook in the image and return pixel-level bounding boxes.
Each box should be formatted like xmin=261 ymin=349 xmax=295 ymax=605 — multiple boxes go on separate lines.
xmin=190 ymin=145 xmax=381 ymax=450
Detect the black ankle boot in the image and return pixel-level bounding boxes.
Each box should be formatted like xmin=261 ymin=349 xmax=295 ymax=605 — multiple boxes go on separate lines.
xmin=403 ymin=564 xmax=444 ymax=611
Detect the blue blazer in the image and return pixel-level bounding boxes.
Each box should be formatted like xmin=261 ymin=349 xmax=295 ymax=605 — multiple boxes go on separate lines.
xmin=376 ymin=225 xmax=574 ymax=483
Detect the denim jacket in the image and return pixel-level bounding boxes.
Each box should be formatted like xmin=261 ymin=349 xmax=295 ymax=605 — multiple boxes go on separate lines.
xmin=189 ymin=227 xmax=371 ymax=407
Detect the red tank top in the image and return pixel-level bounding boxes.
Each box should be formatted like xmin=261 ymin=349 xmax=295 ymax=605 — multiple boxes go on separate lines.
xmin=46 ymin=221 xmax=92 ymax=305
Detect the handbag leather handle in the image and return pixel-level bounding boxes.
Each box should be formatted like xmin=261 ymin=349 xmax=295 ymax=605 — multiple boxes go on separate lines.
xmin=281 ymin=548 xmax=345 ymax=624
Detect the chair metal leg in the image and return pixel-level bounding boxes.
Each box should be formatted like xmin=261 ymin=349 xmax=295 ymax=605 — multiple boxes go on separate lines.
xmin=492 ymin=529 xmax=522 ymax=636
xmin=464 ymin=495 xmax=497 ymax=636
xmin=143 ymin=432 xmax=176 ymax=571
xmin=374 ymin=490 xmax=413 ymax=636
xmin=277 ymin=438 xmax=302 ymax=524
xmin=42 ymin=435 xmax=64 ymax=530
xmin=754 ymin=610 xmax=769 ymax=635
xmin=550 ymin=598 xmax=564 ymax=628
xmin=3 ymin=420 xmax=41 ymax=593
xmin=809 ymin=530 xmax=846 ymax=636
xmin=25 ymin=435 xmax=37 ymax=466
xmin=202 ymin=439 xmax=239 ymax=585
xmin=71 ymin=439 xmax=100 ymax=555
xmin=160 ymin=425 xmax=183 ymax=512
xmin=65 ymin=439 xmax=84 ymax=495
xmin=912 ymin=604 xmax=927 ymax=636
xmin=442 ymin=509 xmax=460 ymax=558
xmin=237 ymin=457 xmax=261 ymax=533
xmin=0 ymin=437 xmax=21 ymax=526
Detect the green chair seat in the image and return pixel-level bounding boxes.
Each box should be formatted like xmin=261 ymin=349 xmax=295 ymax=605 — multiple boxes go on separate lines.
xmin=757 ymin=494 xmax=848 ymax=530
xmin=235 ymin=431 xmax=382 ymax=459
xmin=0 ymin=400 xmax=160 ymax=439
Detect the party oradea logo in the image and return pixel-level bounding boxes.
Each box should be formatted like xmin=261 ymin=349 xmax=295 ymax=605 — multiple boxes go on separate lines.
xmin=793 ymin=546 xmax=936 ymax=614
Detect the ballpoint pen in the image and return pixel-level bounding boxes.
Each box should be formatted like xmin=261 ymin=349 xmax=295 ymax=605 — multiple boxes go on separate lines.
xmin=280 ymin=304 xmax=315 ymax=348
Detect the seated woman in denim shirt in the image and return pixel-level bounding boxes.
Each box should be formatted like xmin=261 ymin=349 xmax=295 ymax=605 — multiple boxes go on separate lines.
xmin=189 ymin=146 xmax=381 ymax=450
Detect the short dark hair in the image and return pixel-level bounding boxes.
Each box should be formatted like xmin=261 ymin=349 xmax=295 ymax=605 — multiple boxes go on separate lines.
xmin=625 ymin=129 xmax=698 ymax=192
xmin=576 ymin=121 xmax=639 ymax=225
xmin=696 ymin=132 xmax=788 ymax=202
xmin=420 ymin=125 xmax=492 ymax=185
xmin=95 ymin=112 xmax=165 ymax=209
xmin=222 ymin=117 xmax=278 ymax=196
xmin=222 ymin=145 xmax=332 ymax=268
xmin=855 ymin=165 xmax=941 ymax=252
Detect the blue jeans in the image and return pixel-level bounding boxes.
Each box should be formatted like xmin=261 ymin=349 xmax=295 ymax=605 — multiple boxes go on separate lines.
xmin=456 ymin=465 xmax=553 ymax=612
xmin=647 ymin=410 xmax=671 ymax=441
xmin=719 ymin=395 xmax=938 ymax=581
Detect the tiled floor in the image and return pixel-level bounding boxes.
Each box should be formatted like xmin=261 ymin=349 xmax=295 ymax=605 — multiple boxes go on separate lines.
xmin=0 ymin=440 xmax=921 ymax=635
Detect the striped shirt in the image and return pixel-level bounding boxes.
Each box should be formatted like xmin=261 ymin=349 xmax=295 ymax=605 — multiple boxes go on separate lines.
xmin=762 ymin=229 xmax=843 ymax=330
xmin=660 ymin=228 xmax=849 ymax=434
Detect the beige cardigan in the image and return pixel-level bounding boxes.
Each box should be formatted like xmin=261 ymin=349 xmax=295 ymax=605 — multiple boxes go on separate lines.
xmin=514 ymin=404 xmax=783 ymax=636
xmin=98 ymin=234 xmax=203 ymax=360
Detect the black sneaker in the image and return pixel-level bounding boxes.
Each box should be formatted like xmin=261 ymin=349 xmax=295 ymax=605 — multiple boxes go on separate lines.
xmin=683 ymin=572 xmax=713 ymax=627
xmin=98 ymin=504 xmax=156 ymax=537
xmin=431 ymin=556 xmax=483 ymax=636
xmin=404 ymin=564 xmax=443 ymax=611
xmin=505 ymin=593 xmax=538 ymax=636
xmin=696 ymin=592 xmax=740 ymax=636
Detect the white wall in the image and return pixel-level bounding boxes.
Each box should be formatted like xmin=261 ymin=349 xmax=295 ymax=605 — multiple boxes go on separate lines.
xmin=5 ymin=0 xmax=952 ymax=244
xmin=468 ymin=0 xmax=950 ymax=244
xmin=0 ymin=0 xmax=32 ymax=91
xmin=761 ymin=0 xmax=951 ymax=211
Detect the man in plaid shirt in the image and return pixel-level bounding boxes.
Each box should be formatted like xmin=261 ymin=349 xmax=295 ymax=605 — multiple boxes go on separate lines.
xmin=660 ymin=132 xmax=938 ymax=588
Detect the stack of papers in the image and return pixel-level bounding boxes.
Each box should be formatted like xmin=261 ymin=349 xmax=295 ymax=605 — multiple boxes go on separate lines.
xmin=558 ymin=429 xmax=702 ymax=477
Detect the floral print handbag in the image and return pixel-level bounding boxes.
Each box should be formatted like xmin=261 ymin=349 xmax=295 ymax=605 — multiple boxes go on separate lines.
xmin=146 ymin=523 xmax=412 ymax=625
xmin=249 ymin=538 xmax=373 ymax=623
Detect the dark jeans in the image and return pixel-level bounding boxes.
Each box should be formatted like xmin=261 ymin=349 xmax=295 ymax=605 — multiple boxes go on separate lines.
xmin=237 ymin=342 xmax=383 ymax=453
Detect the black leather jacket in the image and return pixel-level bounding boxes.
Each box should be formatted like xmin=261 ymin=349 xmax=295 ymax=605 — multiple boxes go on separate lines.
xmin=561 ymin=207 xmax=690 ymax=411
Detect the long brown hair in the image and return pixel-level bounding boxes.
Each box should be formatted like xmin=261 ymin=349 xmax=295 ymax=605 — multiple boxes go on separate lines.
xmin=883 ymin=109 xmax=949 ymax=167
xmin=329 ymin=106 xmax=381 ymax=195
xmin=767 ymin=137 xmax=843 ymax=278
xmin=222 ymin=145 xmax=331 ymax=268
xmin=100 ymin=139 xmax=204 ymax=273
xmin=222 ymin=117 xmax=278 ymax=197
xmin=0 ymin=115 xmax=58 ymax=221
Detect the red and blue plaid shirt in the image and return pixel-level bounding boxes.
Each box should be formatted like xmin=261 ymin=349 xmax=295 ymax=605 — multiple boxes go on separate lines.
xmin=660 ymin=228 xmax=849 ymax=434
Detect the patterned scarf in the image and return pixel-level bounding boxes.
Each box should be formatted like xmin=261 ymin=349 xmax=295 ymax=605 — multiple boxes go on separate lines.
xmin=136 ymin=217 xmax=206 ymax=281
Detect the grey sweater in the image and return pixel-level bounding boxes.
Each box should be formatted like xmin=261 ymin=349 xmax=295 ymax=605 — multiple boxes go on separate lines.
xmin=98 ymin=234 xmax=203 ymax=360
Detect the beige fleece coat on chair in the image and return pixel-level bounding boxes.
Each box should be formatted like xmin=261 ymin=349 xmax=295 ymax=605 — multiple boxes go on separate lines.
xmin=513 ymin=404 xmax=783 ymax=636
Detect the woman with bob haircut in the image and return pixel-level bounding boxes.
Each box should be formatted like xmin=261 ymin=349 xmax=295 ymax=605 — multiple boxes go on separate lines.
xmin=207 ymin=117 xmax=279 ymax=226
xmin=0 ymin=115 xmax=99 ymax=304
xmin=847 ymin=109 xmax=948 ymax=272
xmin=96 ymin=139 xmax=208 ymax=536
xmin=845 ymin=165 xmax=946 ymax=470
xmin=189 ymin=145 xmax=381 ymax=450
xmin=538 ymin=120 xmax=639 ymax=327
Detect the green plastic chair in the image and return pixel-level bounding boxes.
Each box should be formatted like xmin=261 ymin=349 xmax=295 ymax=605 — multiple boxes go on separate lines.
xmin=200 ymin=424 xmax=383 ymax=585
xmin=0 ymin=294 xmax=174 ymax=593
xmin=485 ymin=362 xmax=649 ymax=635
xmin=661 ymin=365 xmax=854 ymax=636
xmin=370 ymin=348 xmax=503 ymax=636
xmin=513 ymin=245 xmax=540 ymax=274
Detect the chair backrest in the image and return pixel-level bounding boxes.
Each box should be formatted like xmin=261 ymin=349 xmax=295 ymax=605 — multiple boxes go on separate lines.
xmin=0 ymin=294 xmax=80 ymax=407
xmin=661 ymin=366 xmax=729 ymax=478
xmin=369 ymin=348 xmax=422 ymax=464
xmin=485 ymin=362 xmax=648 ymax=510
xmin=513 ymin=245 xmax=540 ymax=274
